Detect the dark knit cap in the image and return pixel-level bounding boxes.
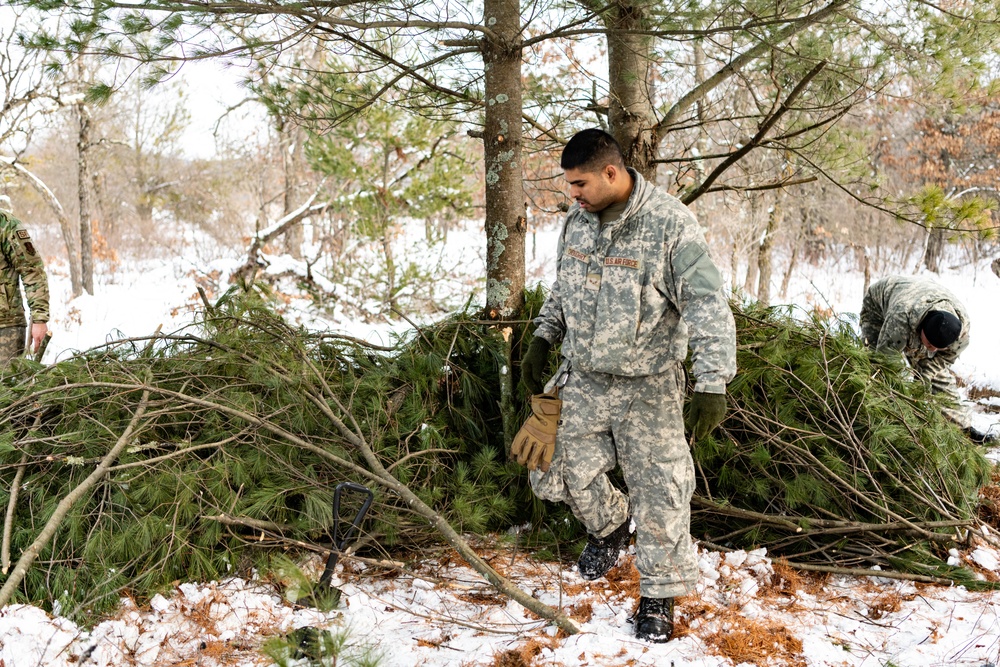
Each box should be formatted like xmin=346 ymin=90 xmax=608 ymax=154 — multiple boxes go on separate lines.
xmin=919 ymin=310 xmax=962 ymax=348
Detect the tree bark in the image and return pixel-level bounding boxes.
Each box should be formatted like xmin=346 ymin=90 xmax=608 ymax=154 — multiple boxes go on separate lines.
xmin=77 ymin=103 xmax=94 ymax=294
xmin=481 ymin=0 xmax=525 ymax=477
xmin=382 ymin=220 xmax=397 ymax=311
xmin=779 ymin=242 xmax=798 ymax=299
xmin=605 ymin=0 xmax=658 ymax=181
xmin=922 ymin=227 xmax=944 ymax=273
xmin=757 ymin=200 xmax=780 ymax=306
xmin=481 ymin=0 xmax=525 ymax=319
xmin=279 ymin=117 xmax=306 ymax=259
xmin=743 ymin=196 xmax=761 ymax=296
xmin=691 ymin=35 xmax=708 ymax=187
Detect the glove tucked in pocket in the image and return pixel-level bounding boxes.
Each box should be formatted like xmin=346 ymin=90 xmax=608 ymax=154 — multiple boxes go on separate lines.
xmin=510 ymin=392 xmax=562 ymax=472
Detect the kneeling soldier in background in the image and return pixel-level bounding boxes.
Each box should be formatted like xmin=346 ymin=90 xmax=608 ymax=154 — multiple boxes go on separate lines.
xmin=860 ymin=275 xmax=996 ymax=444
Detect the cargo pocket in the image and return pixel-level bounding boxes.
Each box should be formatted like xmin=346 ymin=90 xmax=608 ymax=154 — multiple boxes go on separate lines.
xmin=529 ymin=452 xmax=567 ymax=502
xmin=621 ymin=372 xmax=690 ymax=510
xmin=591 ymin=259 xmax=643 ymax=373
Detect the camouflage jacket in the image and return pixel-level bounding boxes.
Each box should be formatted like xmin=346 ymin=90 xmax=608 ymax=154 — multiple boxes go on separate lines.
xmin=859 ymin=275 xmax=968 ymax=397
xmin=534 ymin=170 xmax=736 ymax=393
xmin=0 ymin=211 xmax=49 ymax=328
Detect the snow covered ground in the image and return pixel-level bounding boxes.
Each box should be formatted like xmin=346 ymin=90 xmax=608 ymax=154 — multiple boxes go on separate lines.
xmin=1 ymin=221 xmax=999 ymax=666
xmin=3 ymin=541 xmax=1000 ymax=667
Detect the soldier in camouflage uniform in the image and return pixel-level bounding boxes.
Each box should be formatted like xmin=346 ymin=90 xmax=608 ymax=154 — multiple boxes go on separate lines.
xmin=0 ymin=197 xmax=49 ymax=366
xmin=519 ymin=129 xmax=736 ymax=642
xmin=860 ymin=275 xmax=995 ymax=443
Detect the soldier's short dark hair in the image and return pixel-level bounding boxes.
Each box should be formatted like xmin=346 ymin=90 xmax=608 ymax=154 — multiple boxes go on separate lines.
xmin=561 ymin=129 xmax=625 ymax=172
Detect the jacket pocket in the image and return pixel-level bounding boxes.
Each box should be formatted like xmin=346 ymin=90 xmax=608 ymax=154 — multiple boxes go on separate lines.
xmin=589 ymin=260 xmax=643 ymax=373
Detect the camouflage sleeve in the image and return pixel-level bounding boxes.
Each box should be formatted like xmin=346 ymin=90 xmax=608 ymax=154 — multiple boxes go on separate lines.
xmin=917 ymin=334 xmax=972 ymax=427
xmin=912 ymin=331 xmax=967 ymax=398
xmin=912 ymin=351 xmax=961 ymax=401
xmin=859 ymin=279 xmax=911 ymax=353
xmin=672 ymin=236 xmax=736 ymax=394
xmin=4 ymin=218 xmax=49 ymax=322
xmin=532 ymin=220 xmax=568 ymax=345
xmin=858 ymin=289 xmax=882 ymax=349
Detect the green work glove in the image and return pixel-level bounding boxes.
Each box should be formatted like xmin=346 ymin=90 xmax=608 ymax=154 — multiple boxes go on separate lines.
xmin=686 ymin=391 xmax=727 ymax=439
xmin=520 ymin=337 xmax=552 ymax=395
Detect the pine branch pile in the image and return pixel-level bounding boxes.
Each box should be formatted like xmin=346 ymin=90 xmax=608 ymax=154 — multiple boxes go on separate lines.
xmin=691 ymin=301 xmax=995 ymax=582
xmin=0 ymin=287 xmax=517 ymax=619
xmin=0 ymin=288 xmax=995 ymax=619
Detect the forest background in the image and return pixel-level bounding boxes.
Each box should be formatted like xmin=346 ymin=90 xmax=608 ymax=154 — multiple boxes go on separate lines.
xmin=3 ymin=0 xmax=1000 ymax=322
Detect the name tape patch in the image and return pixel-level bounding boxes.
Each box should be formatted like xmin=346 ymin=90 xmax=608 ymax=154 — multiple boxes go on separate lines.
xmin=604 ymin=256 xmax=639 ymax=269
xmin=565 ymin=247 xmax=588 ymax=263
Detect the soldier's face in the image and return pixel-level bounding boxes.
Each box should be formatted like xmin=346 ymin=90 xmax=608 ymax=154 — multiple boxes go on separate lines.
xmin=919 ymin=329 xmax=940 ymax=352
xmin=564 ymin=165 xmax=620 ymax=213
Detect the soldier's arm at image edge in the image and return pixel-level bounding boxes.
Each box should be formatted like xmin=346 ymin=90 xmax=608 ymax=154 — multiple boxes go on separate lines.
xmin=6 ymin=220 xmax=50 ymax=323
xmin=858 ymin=307 xmax=881 ymax=348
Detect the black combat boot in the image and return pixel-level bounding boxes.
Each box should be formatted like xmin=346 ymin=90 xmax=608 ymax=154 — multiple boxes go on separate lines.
xmin=577 ymin=519 xmax=632 ymax=581
xmin=634 ymin=596 xmax=674 ymax=643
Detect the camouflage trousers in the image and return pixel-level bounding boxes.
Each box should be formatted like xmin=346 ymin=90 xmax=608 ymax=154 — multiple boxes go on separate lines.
xmin=0 ymin=326 xmax=26 ymax=367
xmin=530 ymin=363 xmax=698 ymax=598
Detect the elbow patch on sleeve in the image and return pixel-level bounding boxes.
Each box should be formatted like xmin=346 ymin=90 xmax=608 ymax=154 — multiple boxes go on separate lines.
xmin=674 ymin=241 xmax=723 ymax=298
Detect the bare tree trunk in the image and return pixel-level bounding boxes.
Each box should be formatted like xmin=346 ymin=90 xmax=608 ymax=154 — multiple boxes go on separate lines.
xmin=757 ymin=199 xmax=781 ymax=306
xmin=481 ymin=0 xmax=525 ymax=455
xmin=481 ymin=0 xmax=525 ymax=319
xmin=922 ymin=227 xmax=944 ymax=273
xmin=729 ymin=241 xmax=739 ymax=291
xmin=279 ymin=119 xmax=306 ymax=259
xmin=743 ymin=245 xmax=759 ymax=296
xmin=692 ymin=36 xmax=708 ymax=183
xmin=803 ymin=208 xmax=826 ymax=265
xmin=743 ymin=197 xmax=760 ymax=296
xmin=77 ymin=104 xmax=94 ymax=294
xmin=382 ymin=223 xmax=397 ymax=312
xmin=605 ymin=0 xmax=658 ymax=181
xmin=861 ymin=247 xmax=872 ymax=294
xmin=759 ymin=157 xmax=794 ymax=304
xmin=91 ymin=170 xmax=112 ymax=249
xmin=780 ymin=243 xmax=799 ymax=299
